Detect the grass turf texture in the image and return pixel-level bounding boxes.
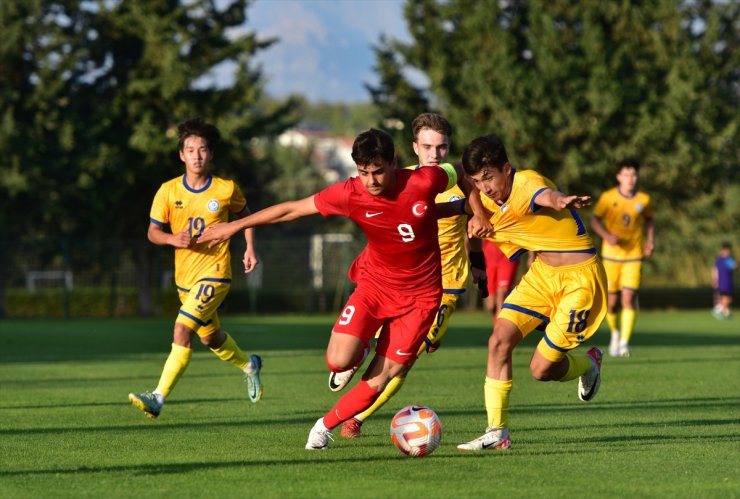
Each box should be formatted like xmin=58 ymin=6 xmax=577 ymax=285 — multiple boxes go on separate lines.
xmin=1 ymin=311 xmax=738 ymax=498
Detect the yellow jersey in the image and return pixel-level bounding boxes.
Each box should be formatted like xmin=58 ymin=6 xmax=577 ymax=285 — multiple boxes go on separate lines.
xmin=479 ymin=169 xmax=595 ymax=260
xmin=150 ymin=174 xmax=247 ymax=290
xmin=592 ymin=187 xmax=653 ymax=261
xmin=406 ymin=165 xmax=469 ymax=292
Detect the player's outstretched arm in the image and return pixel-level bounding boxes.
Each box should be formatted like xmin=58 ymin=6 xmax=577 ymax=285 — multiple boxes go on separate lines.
xmin=199 ymin=195 xmax=319 ymax=248
xmin=534 ymin=189 xmax=591 ymax=211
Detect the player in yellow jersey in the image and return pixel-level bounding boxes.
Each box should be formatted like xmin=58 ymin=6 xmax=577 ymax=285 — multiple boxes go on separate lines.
xmin=128 ymin=118 xmax=263 ymax=419
xmin=338 ymin=113 xmax=487 ymax=438
xmin=590 ymin=158 xmax=655 ymax=358
xmin=452 ymin=134 xmax=607 ymax=451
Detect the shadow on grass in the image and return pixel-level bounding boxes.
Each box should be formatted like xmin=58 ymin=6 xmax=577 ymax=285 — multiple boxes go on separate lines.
xmin=1 ymin=313 xmax=738 ymax=362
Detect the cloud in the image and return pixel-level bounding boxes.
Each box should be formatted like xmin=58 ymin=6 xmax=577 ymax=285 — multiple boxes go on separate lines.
xmin=247 ymin=0 xmax=407 ymax=102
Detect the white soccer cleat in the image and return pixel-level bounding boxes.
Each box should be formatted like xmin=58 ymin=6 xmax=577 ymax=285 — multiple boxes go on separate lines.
xmin=305 ymin=418 xmax=334 ymax=450
xmin=618 ymin=342 xmax=631 ymax=358
xmin=608 ymin=330 xmax=620 ymax=357
xmin=457 ymin=427 xmax=511 ymax=451
xmin=328 ymin=367 xmax=358 ymax=392
xmin=128 ymin=391 xmax=163 ymax=419
xmin=579 ymin=347 xmax=603 ymax=402
xmin=244 ymin=354 xmax=263 ymax=403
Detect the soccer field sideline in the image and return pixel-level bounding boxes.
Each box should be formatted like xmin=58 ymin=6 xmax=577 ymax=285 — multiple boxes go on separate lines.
xmin=0 ymin=311 xmax=738 ymax=498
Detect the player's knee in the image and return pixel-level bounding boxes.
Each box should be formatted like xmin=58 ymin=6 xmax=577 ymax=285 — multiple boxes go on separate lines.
xmin=488 ymin=332 xmax=515 ymax=355
xmin=325 ymin=354 xmax=353 ymax=372
xmin=529 ymin=364 xmax=551 ymax=381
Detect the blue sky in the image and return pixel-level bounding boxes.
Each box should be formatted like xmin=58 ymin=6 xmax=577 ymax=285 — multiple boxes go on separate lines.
xmin=246 ymin=0 xmax=410 ymax=103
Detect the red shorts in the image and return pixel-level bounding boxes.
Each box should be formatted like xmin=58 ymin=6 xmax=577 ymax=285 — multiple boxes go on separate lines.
xmin=332 ymin=281 xmax=440 ymax=365
xmin=483 ymin=240 xmax=520 ymax=295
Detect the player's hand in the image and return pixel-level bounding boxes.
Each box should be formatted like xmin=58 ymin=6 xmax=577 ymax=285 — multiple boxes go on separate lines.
xmin=171 ymin=229 xmax=193 ymax=249
xmin=243 ymin=250 xmax=259 ymax=273
xmin=604 ymin=233 xmax=620 ymax=246
xmin=558 ymin=195 xmax=591 ymax=210
xmin=197 ymin=222 xmax=238 ymax=248
xmin=468 ymin=215 xmax=493 ymax=239
xmin=644 ymin=241 xmax=654 ymax=257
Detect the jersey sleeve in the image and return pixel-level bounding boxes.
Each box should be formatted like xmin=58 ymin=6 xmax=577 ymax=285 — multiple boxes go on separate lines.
xmin=642 ymin=193 xmax=653 ymax=219
xmin=511 ymin=171 xmax=551 ymax=216
xmin=313 ymin=181 xmax=350 ymax=217
xmin=149 ymin=184 xmax=169 ymax=227
xmin=592 ymin=192 xmax=609 ymax=218
xmin=229 ymin=181 xmax=248 ymax=214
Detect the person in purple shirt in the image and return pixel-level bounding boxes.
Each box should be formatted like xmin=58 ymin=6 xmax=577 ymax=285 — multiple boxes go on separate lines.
xmin=712 ymin=241 xmax=737 ymax=320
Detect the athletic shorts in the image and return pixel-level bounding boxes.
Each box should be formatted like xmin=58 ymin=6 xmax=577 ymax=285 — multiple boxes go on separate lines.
xmin=176 ymin=278 xmax=230 ymax=337
xmin=602 ymin=259 xmax=643 ymax=292
xmin=332 ymin=281 xmax=441 ymax=365
xmin=499 ymin=256 xmax=607 ymax=362
xmin=484 ymin=242 xmax=520 ymax=295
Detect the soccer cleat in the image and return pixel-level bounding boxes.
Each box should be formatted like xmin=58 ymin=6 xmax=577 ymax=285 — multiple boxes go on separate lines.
xmin=618 ymin=342 xmax=631 ymax=358
xmin=340 ymin=417 xmax=363 ymax=438
xmin=244 ymin=354 xmax=263 ymax=403
xmin=128 ymin=391 xmax=162 ymax=419
xmin=579 ymin=347 xmax=603 ymax=402
xmin=328 ymin=366 xmax=358 ymax=392
xmin=457 ymin=427 xmax=511 ymax=451
xmin=608 ymin=330 xmax=620 ymax=357
xmin=305 ymin=418 xmax=334 ymax=450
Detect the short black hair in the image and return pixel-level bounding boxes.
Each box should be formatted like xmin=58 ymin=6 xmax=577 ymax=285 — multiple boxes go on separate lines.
xmin=351 ymin=128 xmax=395 ymax=166
xmin=461 ymin=134 xmax=509 ymax=175
xmin=618 ymin=157 xmax=640 ymax=173
xmin=721 ymin=241 xmax=732 ymax=250
xmin=177 ymin=117 xmax=221 ymax=151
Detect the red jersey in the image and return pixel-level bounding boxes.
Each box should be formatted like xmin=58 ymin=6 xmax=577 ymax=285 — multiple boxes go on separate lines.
xmin=314 ymin=166 xmax=454 ymax=297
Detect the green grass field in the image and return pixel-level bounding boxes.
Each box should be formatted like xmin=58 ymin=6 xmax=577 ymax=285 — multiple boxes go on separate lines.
xmin=1 ymin=311 xmax=738 ymax=498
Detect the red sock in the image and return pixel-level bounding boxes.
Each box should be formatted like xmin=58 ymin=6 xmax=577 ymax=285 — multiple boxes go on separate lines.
xmin=323 ymin=380 xmax=379 ymax=429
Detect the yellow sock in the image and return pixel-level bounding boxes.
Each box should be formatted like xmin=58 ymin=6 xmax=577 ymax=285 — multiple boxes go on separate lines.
xmin=210 ymin=332 xmax=249 ymax=370
xmin=606 ymin=312 xmax=618 ymax=332
xmin=484 ymin=377 xmax=512 ymax=429
xmin=559 ymin=352 xmax=593 ymax=382
xmin=356 ymin=376 xmax=406 ymax=421
xmin=155 ymin=343 xmax=192 ymax=396
xmin=621 ymin=309 xmax=636 ymax=343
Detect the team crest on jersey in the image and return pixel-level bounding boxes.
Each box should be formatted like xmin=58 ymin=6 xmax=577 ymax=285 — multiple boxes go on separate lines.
xmin=635 ymin=203 xmax=644 ymax=213
xmin=175 ymin=200 xmax=183 ymax=208
xmin=207 ymin=199 xmax=220 ymax=212
xmin=411 ymin=201 xmax=428 ymax=217
xmin=449 ymin=195 xmax=462 ymax=202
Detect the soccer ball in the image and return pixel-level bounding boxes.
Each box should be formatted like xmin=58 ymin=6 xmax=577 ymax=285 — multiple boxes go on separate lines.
xmin=390 ymin=405 xmax=442 ymax=457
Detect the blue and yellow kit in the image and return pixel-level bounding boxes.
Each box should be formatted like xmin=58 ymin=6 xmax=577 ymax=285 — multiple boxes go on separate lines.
xmin=479 ymin=169 xmax=607 ymax=361
xmin=150 ymin=174 xmax=247 ymax=334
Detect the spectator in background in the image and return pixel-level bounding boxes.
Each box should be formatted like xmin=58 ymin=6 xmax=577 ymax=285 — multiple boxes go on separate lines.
xmin=712 ymin=241 xmax=736 ymax=320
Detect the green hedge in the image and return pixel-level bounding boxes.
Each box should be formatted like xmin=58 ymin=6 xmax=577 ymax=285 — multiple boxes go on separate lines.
xmin=3 ymin=286 xmax=731 ymax=318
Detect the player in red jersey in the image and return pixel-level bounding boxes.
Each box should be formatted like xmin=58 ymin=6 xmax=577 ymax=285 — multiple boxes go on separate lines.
xmin=199 ymin=128 xmax=485 ymax=450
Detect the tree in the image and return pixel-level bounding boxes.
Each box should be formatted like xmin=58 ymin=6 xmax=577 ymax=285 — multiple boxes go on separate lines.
xmin=369 ymin=0 xmax=739 ymax=285
xmin=0 ymin=0 xmax=302 ymax=316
